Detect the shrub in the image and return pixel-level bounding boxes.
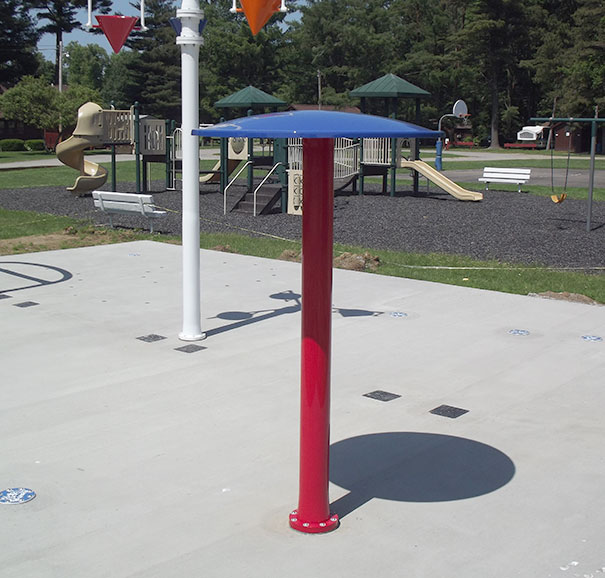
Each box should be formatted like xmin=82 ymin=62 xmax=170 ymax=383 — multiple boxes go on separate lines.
xmin=24 ymin=139 xmax=46 ymax=152
xmin=0 ymin=138 xmax=26 ymax=151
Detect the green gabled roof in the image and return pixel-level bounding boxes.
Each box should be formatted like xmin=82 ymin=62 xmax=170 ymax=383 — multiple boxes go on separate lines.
xmin=349 ymin=74 xmax=430 ymax=99
xmin=215 ymin=86 xmax=287 ymax=109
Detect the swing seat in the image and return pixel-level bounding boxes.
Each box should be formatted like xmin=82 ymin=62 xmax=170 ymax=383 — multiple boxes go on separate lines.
xmin=551 ymin=193 xmax=567 ymax=204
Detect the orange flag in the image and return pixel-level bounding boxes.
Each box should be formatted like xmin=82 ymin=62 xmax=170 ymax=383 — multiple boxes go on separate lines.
xmin=239 ymin=0 xmax=281 ymax=35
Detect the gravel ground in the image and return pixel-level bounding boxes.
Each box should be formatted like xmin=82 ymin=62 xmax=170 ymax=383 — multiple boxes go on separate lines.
xmin=1 ymin=180 xmax=603 ymax=270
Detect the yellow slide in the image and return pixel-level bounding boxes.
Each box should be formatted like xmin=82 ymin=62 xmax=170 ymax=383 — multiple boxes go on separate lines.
xmin=400 ymin=160 xmax=483 ymax=201
xmin=56 ymin=102 xmax=108 ymax=196
xmin=199 ymin=158 xmax=240 ymax=184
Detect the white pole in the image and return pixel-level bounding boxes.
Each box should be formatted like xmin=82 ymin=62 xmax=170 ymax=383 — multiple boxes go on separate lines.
xmin=86 ymin=0 xmax=93 ymax=29
xmin=177 ymin=0 xmax=205 ymax=341
xmin=140 ymin=0 xmax=148 ymax=31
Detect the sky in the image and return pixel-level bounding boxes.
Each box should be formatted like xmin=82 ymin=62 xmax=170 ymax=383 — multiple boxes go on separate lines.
xmin=36 ymin=1 xmax=299 ymax=62
xmin=36 ymin=1 xmax=157 ymax=61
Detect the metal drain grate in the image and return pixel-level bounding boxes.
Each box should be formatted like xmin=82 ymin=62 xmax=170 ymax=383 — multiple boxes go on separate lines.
xmin=363 ymin=390 xmax=401 ymax=402
xmin=175 ymin=344 xmax=206 ymax=353
xmin=582 ymin=335 xmax=603 ymax=342
xmin=508 ymin=329 xmax=530 ymax=336
xmin=14 ymin=301 xmax=39 ymax=308
xmin=0 ymin=488 xmax=36 ymax=504
xmin=137 ymin=334 xmax=167 ymax=343
xmin=430 ymin=405 xmax=469 ymax=419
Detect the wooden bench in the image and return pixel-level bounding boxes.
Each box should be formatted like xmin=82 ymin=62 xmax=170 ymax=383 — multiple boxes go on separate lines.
xmin=92 ymin=191 xmax=167 ymax=233
xmin=478 ymin=167 xmax=531 ymax=193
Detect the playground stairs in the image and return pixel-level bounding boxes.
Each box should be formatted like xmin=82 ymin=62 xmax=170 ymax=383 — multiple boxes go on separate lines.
xmin=232 ymin=181 xmax=282 ymax=215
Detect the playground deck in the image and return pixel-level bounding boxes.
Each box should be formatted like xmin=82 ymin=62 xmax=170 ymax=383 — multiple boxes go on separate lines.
xmin=1 ymin=241 xmax=604 ymax=577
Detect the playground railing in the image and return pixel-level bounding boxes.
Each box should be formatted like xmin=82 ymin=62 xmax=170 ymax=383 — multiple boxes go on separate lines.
xmin=253 ymin=162 xmax=284 ymax=217
xmin=224 ymin=160 xmax=253 ymax=214
xmin=288 ymin=137 xmax=360 ymax=179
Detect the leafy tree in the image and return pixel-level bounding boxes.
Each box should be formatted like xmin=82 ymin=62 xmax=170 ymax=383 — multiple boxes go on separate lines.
xmin=198 ymin=0 xmax=290 ymax=121
xmin=100 ymin=50 xmax=141 ymax=109
xmin=286 ymin=0 xmax=399 ymax=105
xmin=559 ymin=0 xmax=605 ymax=114
xmin=30 ymin=0 xmax=112 ymax=85
xmin=0 ymin=0 xmax=41 ymax=86
xmin=64 ymin=41 xmax=110 ymax=92
xmin=453 ymin=0 xmax=533 ymax=147
xmin=126 ymin=0 xmax=181 ymax=119
xmin=0 ymin=75 xmax=99 ymax=137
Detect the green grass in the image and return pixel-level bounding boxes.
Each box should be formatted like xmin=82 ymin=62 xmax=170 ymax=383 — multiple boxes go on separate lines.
xmin=195 ymin=231 xmax=605 ymax=303
xmin=0 ymin=150 xmax=57 ymax=164
xmin=0 ymin=207 xmax=79 ymax=239
xmin=0 ymin=208 xmax=603 ymax=302
xmin=440 ymin=156 xmax=605 ymax=171
xmin=0 ymin=160 xmax=172 ymax=189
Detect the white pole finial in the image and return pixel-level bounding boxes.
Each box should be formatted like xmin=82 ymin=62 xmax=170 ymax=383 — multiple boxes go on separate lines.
xmin=86 ymin=0 xmax=93 ymax=29
xmin=140 ymin=0 xmax=148 ymax=31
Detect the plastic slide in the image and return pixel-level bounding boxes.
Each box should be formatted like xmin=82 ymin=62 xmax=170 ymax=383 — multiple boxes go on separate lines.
xmin=199 ymin=158 xmax=240 ymax=184
xmin=56 ymin=102 xmax=108 ymax=196
xmin=400 ymin=159 xmax=483 ymax=201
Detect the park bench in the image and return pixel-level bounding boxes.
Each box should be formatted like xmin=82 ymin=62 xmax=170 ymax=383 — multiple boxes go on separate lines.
xmin=478 ymin=167 xmax=531 ymax=193
xmin=92 ymin=191 xmax=167 ymax=233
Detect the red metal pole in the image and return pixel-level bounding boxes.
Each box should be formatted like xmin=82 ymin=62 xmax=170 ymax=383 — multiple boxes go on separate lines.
xmin=289 ymin=138 xmax=339 ymax=534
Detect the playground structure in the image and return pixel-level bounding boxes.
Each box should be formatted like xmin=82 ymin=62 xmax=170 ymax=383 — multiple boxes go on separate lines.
xmin=73 ymin=0 xmax=478 ymax=537
xmin=195 ymin=109 xmax=443 ymax=533
xmin=56 ymin=101 xmax=169 ymax=196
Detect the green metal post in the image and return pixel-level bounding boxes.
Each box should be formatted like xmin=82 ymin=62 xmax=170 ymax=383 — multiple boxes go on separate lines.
xmin=165 ymin=119 xmax=171 ymax=190
xmin=134 ymin=101 xmax=141 ymax=194
xmin=273 ymin=138 xmax=288 ymax=212
xmin=110 ymin=101 xmax=117 ymax=191
xmin=413 ymin=98 xmax=421 ymax=194
xmin=247 ymin=108 xmax=254 ymax=193
xmin=587 ymin=111 xmax=597 ymax=231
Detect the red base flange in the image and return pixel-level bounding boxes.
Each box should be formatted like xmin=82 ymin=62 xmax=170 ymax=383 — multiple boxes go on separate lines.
xmin=289 ymin=511 xmax=339 ymax=534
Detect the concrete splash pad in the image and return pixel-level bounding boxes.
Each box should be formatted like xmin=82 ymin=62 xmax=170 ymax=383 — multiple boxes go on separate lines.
xmin=1 ymin=241 xmax=604 ymax=577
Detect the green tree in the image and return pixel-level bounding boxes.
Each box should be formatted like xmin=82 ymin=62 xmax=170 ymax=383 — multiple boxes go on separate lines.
xmin=454 ymin=0 xmax=533 ymax=147
xmin=0 ymin=75 xmax=99 ymax=137
xmin=126 ymin=0 xmax=181 ymax=119
xmin=198 ymin=0 xmax=290 ymax=121
xmin=100 ymin=51 xmax=141 ymax=109
xmin=0 ymin=0 xmax=41 ymax=86
xmin=560 ymin=0 xmax=605 ymax=114
xmin=64 ymin=41 xmax=110 ymax=92
xmin=285 ymin=0 xmax=399 ymax=105
xmin=30 ymin=0 xmax=112 ymax=85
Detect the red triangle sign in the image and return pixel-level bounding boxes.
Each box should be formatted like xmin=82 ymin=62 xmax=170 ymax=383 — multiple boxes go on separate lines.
xmin=96 ymin=15 xmax=138 ymax=54
xmin=239 ymin=0 xmax=281 ymax=35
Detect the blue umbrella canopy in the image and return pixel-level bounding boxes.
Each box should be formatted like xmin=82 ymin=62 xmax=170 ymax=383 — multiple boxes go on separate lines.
xmin=193 ymin=110 xmax=441 ymax=139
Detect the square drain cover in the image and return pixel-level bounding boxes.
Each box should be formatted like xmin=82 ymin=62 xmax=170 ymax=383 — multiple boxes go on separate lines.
xmin=363 ymin=390 xmax=401 ymax=402
xmin=14 ymin=301 xmax=39 ymax=308
xmin=175 ymin=344 xmax=206 ymax=353
xmin=137 ymin=334 xmax=167 ymax=343
xmin=430 ymin=405 xmax=469 ymax=419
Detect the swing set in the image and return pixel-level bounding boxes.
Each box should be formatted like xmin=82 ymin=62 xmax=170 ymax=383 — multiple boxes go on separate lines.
xmin=549 ymin=124 xmax=572 ymax=204
xmin=532 ymin=110 xmax=604 ymax=232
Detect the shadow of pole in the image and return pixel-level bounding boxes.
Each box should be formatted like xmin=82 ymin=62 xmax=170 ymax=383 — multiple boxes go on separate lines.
xmin=205 ymin=290 xmax=384 ymax=338
xmin=329 ymin=432 xmax=516 ymax=519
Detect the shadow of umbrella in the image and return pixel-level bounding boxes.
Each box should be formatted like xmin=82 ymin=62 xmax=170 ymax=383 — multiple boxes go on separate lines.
xmin=329 ymin=432 xmax=515 ymax=518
